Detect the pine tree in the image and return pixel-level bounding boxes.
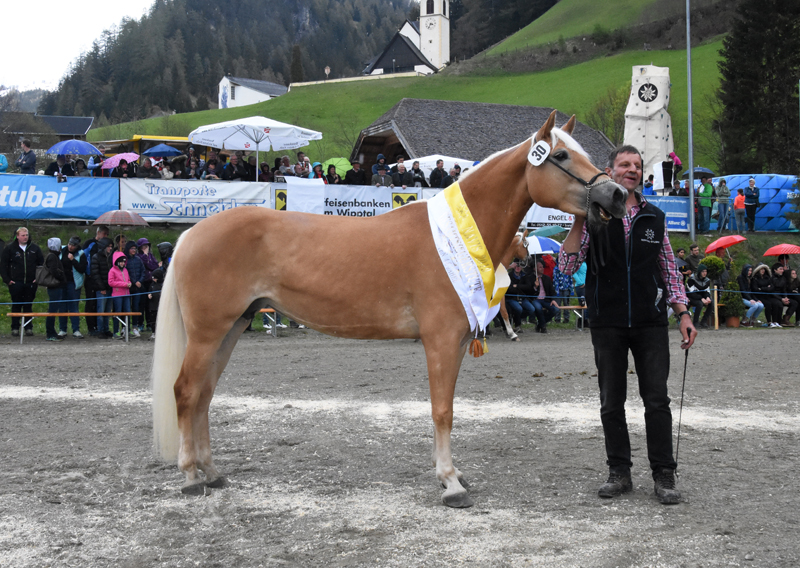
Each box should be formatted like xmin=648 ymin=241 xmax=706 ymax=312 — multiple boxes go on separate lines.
xmin=290 ymin=45 xmax=305 ymax=84
xmin=717 ymin=0 xmax=800 ymax=174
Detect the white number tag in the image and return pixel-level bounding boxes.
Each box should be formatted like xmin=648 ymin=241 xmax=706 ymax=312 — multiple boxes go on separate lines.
xmin=528 ymin=140 xmax=551 ymax=167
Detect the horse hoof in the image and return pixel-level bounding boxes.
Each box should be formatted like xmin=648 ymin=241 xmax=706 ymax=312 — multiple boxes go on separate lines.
xmin=181 ymin=482 xmax=206 ymax=496
xmin=511 ymin=336 xmax=520 ymax=342
xmin=205 ymin=476 xmax=226 ymax=489
xmin=442 ymin=491 xmax=474 ymax=508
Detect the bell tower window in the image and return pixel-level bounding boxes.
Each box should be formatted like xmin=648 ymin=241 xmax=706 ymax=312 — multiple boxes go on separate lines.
xmin=443 ymin=1 xmax=446 ymax=16
xmin=426 ymin=0 xmax=434 ymax=15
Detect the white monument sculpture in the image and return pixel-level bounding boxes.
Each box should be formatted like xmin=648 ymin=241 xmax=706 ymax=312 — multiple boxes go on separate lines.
xmin=623 ymin=65 xmax=675 ymax=190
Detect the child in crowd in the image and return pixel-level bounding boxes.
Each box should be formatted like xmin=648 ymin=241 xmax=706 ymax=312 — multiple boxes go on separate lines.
xmin=147 ymin=268 xmax=164 ymax=340
xmin=108 ymin=251 xmax=131 ymax=339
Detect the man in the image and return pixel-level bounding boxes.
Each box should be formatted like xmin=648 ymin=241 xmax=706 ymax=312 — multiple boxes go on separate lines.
xmin=675 ymin=248 xmax=693 ymax=283
xmin=643 ymin=174 xmax=655 ymax=195
xmin=390 ymin=155 xmax=405 ymax=175
xmin=15 ymin=139 xmax=36 ymax=174
xmin=697 ymin=175 xmax=714 ymax=232
xmin=668 ymin=179 xmax=686 ymax=196
xmin=91 ymin=238 xmax=115 ymax=338
xmin=530 ymin=259 xmax=560 ymax=333
xmin=391 ymin=163 xmax=413 ymax=189
xmin=0 ymin=227 xmax=44 ymax=336
xmin=44 ymin=154 xmax=75 ymax=181
xmin=558 ymin=145 xmax=696 ymax=505
xmin=744 ymin=177 xmax=759 ymax=232
xmin=136 ymin=158 xmax=161 ymax=179
xmin=371 ymin=153 xmax=388 ymax=175
xmin=295 ymin=152 xmax=310 ymax=177
xmin=222 ymin=154 xmax=247 ymax=181
xmin=278 ymin=155 xmax=294 ymax=176
xmin=88 ymin=145 xmax=106 ymax=176
xmin=59 ymin=237 xmax=87 ymax=338
xmin=429 ymin=159 xmax=446 ymax=189
xmin=343 ymin=160 xmax=367 ymax=185
xmin=83 ymin=225 xmax=110 ymax=335
xmin=440 ymin=168 xmax=457 ymax=189
xmin=685 ymin=244 xmax=702 ymax=274
xmin=371 ymin=165 xmax=393 ymax=187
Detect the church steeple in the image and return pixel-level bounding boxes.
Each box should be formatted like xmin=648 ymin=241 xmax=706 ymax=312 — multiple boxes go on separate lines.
xmin=420 ymin=0 xmax=450 ymax=69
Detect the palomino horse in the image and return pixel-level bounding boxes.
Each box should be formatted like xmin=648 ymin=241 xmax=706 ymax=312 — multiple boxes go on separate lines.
xmin=496 ymin=232 xmax=531 ymax=341
xmin=152 ymin=111 xmax=627 ymax=507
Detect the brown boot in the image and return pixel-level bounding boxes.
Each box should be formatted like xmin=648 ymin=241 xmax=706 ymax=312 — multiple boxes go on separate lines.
xmin=782 ymin=315 xmax=791 ymax=327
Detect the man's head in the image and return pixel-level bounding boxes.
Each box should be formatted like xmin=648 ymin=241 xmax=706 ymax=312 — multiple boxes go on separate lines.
xmin=230 ymin=154 xmax=239 ymax=165
xmin=248 ymin=156 xmax=256 ymax=166
xmin=96 ymin=225 xmax=110 ymax=239
xmin=208 ymin=150 xmax=217 ymax=161
xmin=690 ymin=244 xmax=699 ymax=256
xmin=282 ymin=155 xmax=291 ymax=166
xmin=605 ymin=146 xmax=643 ymax=192
xmin=56 ymin=155 xmax=66 ymax=166
xmin=142 ymin=158 xmax=152 ymax=169
xmin=397 ymin=164 xmax=406 ymax=173
xmin=21 ymin=139 xmax=31 ymax=151
xmin=715 ymin=248 xmax=725 ymax=258
xmin=396 ymin=156 xmax=404 ymax=165
xmin=15 ymin=227 xmax=29 ymax=244
xmin=436 ymin=159 xmax=444 ymax=170
xmin=351 ymin=161 xmax=361 ymax=171
xmin=647 ymin=174 xmax=654 ymax=183
xmin=377 ymin=165 xmax=387 ymax=174
xmin=700 ymin=175 xmax=710 ymax=183
xmin=297 ymin=152 xmax=305 ymax=162
xmin=773 ymin=263 xmax=784 ymax=276
xmin=749 ymin=177 xmax=755 ymax=187
xmin=673 ymin=180 xmax=681 ymax=189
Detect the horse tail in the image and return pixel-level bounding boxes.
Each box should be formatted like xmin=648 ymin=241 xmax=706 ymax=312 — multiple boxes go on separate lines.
xmin=151 ymin=232 xmax=189 ymax=462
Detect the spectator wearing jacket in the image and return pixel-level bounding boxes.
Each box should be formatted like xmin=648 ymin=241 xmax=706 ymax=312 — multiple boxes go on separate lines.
xmin=147 ymin=268 xmax=164 ymax=339
xmin=91 ymin=238 xmax=115 ymax=337
xmin=505 ymin=263 xmax=536 ymax=330
xmin=0 ymin=153 xmax=8 ymax=172
xmin=410 ymin=161 xmax=428 ymax=188
xmin=44 ymin=155 xmax=75 ymax=180
xmin=308 ymin=162 xmax=327 ymax=183
xmin=59 ymin=236 xmax=87 ymax=338
xmin=344 ymin=161 xmax=367 ymax=185
xmin=429 ymin=160 xmax=446 ymax=189
xmin=391 ymin=163 xmax=413 ymax=189
xmin=772 ymin=263 xmax=798 ymax=327
xmin=1 ymin=227 xmax=44 ymax=336
xmin=259 ymin=162 xmax=273 ymax=183
xmin=371 ymin=165 xmax=393 ymax=187
xmin=371 ymin=153 xmax=388 ymax=175
xmin=222 ymin=154 xmax=248 ymax=180
xmin=124 ymin=241 xmax=145 ymax=338
xmin=736 ymin=264 xmax=763 ymax=327
xmin=108 ymin=251 xmax=132 ymax=339
xmin=750 ymin=264 xmax=782 ymax=327
xmin=530 ymin=260 xmax=559 ymax=333
xmin=136 ymin=158 xmax=161 ymax=179
xmin=82 ymin=226 xmax=109 ymax=335
xmin=733 ymin=189 xmax=746 ymax=234
xmin=744 ymin=178 xmax=759 ymax=232
xmin=43 ymin=238 xmax=67 ymax=341
xmin=787 ymin=269 xmax=800 ymax=326
xmin=325 ymin=165 xmax=341 ymax=185
xmin=572 ymin=261 xmax=588 ymax=326
xmin=686 ymin=264 xmax=712 ymax=327
xmin=697 ymin=175 xmax=714 ymax=232
xmin=137 ymin=238 xmax=160 ymax=331
xmin=715 ymin=179 xmax=731 ymax=231
xmin=14 ymin=140 xmax=36 ymax=174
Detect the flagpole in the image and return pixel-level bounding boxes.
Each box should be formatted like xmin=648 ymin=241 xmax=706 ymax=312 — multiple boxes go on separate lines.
xmin=686 ymin=0 xmax=696 ymax=241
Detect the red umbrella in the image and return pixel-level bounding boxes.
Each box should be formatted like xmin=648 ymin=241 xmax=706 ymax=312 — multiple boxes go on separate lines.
xmin=705 ymin=235 xmax=746 ymax=254
xmin=763 ymin=244 xmax=800 ymax=257
xmin=94 ymin=210 xmax=149 ymax=227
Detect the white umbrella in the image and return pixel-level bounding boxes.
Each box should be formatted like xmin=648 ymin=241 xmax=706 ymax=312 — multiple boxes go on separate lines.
xmin=526 ymin=236 xmax=561 ymax=255
xmin=188 ymin=116 xmax=323 ymax=171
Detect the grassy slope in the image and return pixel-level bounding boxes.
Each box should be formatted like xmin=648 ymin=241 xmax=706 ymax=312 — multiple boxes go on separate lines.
xmin=488 ymin=0 xmax=660 ymax=55
xmin=90 ymin=41 xmax=723 ymax=171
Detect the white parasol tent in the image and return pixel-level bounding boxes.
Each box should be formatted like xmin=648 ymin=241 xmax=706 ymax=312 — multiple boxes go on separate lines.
xmin=188 ymin=116 xmax=323 ymax=171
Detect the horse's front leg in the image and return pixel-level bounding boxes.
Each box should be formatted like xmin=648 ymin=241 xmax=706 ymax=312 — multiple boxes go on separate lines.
xmin=499 ymin=302 xmax=519 ymax=341
xmin=423 ymin=336 xmax=473 ymax=508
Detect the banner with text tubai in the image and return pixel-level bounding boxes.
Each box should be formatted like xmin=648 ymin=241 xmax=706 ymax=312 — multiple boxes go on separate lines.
xmin=120 ymin=178 xmax=272 ymax=222
xmin=0 ymin=174 xmax=119 ymax=220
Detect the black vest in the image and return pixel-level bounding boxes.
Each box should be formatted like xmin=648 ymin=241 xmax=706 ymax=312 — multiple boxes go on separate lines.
xmin=585 ymin=204 xmax=669 ymax=328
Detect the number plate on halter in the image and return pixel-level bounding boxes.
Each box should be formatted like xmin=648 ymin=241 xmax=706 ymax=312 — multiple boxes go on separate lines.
xmin=528 ymin=140 xmax=551 ymax=166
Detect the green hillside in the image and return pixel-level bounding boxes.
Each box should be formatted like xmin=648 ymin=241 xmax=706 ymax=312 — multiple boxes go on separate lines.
xmin=488 ymin=0 xmax=660 ymax=55
xmin=90 ymin=41 xmax=723 ymax=171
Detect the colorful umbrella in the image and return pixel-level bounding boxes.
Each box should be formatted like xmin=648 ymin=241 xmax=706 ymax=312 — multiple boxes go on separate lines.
xmin=526 ymin=236 xmax=561 ymax=255
xmin=763 ymin=244 xmax=800 ymax=257
xmin=46 ymin=139 xmax=103 ymax=155
xmin=533 ymin=225 xmax=567 ymax=237
xmin=93 ymin=210 xmax=149 ymax=227
xmin=142 ymin=143 xmax=182 ymax=157
xmin=705 ymin=235 xmax=746 ymax=254
xmin=102 ymin=153 xmax=140 ymax=169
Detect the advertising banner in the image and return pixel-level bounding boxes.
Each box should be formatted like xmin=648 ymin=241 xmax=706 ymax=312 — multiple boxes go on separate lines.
xmin=120 ymin=178 xmax=272 ymax=222
xmin=0 ymin=174 xmax=119 ymax=221
xmin=274 ymin=183 xmax=422 ymax=216
xmin=648 ymin=195 xmax=690 ymax=232
xmin=523 ymin=204 xmax=575 ymax=229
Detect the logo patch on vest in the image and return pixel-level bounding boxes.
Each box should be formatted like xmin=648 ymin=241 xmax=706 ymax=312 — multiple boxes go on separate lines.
xmin=641 ymin=228 xmax=659 ymax=244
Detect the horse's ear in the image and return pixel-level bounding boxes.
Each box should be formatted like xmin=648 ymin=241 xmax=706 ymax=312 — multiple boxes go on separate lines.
xmin=534 ymin=109 xmax=558 ymax=143
xmin=522 ymin=229 xmax=530 ymax=237
xmin=561 ymin=115 xmax=577 ymax=136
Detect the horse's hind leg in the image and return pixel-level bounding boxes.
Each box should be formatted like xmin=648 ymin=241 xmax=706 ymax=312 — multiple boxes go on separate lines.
xmin=423 ymin=336 xmax=473 ymax=508
xmin=499 ymin=302 xmax=519 ymax=341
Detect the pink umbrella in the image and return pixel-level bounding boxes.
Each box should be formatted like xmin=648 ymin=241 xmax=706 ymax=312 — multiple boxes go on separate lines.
xmin=102 ymin=152 xmax=140 ymax=169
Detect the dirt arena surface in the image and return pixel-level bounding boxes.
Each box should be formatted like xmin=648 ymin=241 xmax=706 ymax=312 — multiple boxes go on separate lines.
xmin=1 ymin=326 xmax=798 ymax=567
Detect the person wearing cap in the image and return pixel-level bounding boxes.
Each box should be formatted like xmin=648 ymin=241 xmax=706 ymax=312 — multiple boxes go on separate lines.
xmin=44 ymin=155 xmax=75 ymax=181
xmin=44 ymin=238 xmax=68 ymax=341
xmin=1 ymin=227 xmax=44 ymax=336
xmin=344 ymin=160 xmax=367 ymax=185
xmin=371 ymin=165 xmax=393 ymax=187
xmin=744 ymin=177 xmax=759 ymax=232
xmin=59 ymin=236 xmax=87 ymax=338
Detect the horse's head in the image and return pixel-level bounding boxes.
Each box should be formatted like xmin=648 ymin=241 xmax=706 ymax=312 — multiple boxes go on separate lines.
xmin=503 ymin=232 xmax=531 ymax=268
xmin=525 ymin=110 xmax=627 ymax=227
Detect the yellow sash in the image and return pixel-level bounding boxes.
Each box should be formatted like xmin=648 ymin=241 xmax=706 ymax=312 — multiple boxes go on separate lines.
xmin=442 ymin=183 xmax=508 ymax=307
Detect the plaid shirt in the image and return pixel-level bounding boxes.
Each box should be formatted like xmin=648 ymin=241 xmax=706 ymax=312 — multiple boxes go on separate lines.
xmin=557 ymin=199 xmax=688 ymax=306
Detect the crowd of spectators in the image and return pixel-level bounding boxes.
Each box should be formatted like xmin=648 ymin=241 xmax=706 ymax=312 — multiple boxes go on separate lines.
xmin=1 ymin=225 xmax=173 ymax=341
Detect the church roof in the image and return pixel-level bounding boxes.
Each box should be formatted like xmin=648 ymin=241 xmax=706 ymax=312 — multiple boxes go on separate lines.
xmin=351 ymin=98 xmax=615 ymax=168
xmin=225 ymin=76 xmax=288 ymax=97
xmin=363 ymin=30 xmax=437 ymax=75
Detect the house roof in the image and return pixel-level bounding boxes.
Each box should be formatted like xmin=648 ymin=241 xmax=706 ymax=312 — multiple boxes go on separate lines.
xmin=363 ymin=30 xmax=437 ymax=75
xmin=225 ymin=76 xmax=288 ymax=97
xmin=351 ymin=99 xmax=615 ymax=168
xmin=0 ymin=112 xmax=93 ymax=136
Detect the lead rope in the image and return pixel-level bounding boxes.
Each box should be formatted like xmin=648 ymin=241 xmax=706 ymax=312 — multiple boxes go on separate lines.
xmin=674 ymin=349 xmax=690 ymax=476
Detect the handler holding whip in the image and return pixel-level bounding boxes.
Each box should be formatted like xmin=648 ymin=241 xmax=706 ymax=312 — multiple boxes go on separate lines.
xmin=558 ymin=145 xmax=697 ymax=505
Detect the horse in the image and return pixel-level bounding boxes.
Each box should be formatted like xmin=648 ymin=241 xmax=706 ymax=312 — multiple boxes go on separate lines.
xmin=152 ymin=111 xmax=627 ymax=507
xmin=495 ymin=232 xmax=531 ymax=341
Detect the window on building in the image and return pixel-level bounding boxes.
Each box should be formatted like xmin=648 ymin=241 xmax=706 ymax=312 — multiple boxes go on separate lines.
xmin=231 ymin=85 xmax=236 ymax=100
xmin=443 ymin=1 xmax=446 ymax=16
xmin=426 ymin=0 xmax=434 ymax=15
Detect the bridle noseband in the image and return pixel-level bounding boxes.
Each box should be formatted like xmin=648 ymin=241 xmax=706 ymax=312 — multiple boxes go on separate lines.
xmin=544 ymin=155 xmax=612 ymax=214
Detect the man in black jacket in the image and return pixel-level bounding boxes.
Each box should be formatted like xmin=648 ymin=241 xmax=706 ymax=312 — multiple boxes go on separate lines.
xmin=429 ymin=159 xmax=446 ymax=189
xmin=222 ymin=154 xmax=248 ymax=181
xmin=343 ymin=161 xmax=367 ymax=185
xmin=558 ymin=145 xmax=696 ymax=505
xmin=44 ymin=155 xmax=75 ymax=180
xmin=60 ymin=236 xmax=88 ymax=338
xmin=91 ymin=238 xmax=115 ymax=337
xmin=391 ymin=163 xmax=413 ymax=189
xmin=0 ymin=227 xmax=44 ymax=336
xmin=136 ymin=158 xmax=161 ymax=179
xmin=772 ymin=263 xmax=798 ymax=327
xmin=82 ymin=226 xmax=109 ymax=335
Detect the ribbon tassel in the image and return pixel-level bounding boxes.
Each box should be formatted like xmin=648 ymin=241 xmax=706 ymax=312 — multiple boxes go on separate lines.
xmin=469 ymin=337 xmax=484 ymax=358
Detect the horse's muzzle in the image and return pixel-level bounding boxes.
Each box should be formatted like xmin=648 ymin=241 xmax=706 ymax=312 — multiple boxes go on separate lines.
xmin=588 ymin=181 xmax=627 ymax=226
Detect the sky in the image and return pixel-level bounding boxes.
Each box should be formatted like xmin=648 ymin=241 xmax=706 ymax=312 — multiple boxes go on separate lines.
xmin=2 ymin=0 xmax=156 ymax=92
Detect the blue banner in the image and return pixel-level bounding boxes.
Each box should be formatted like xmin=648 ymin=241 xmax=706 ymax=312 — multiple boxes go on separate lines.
xmin=648 ymin=195 xmax=691 ymax=232
xmin=0 ymin=174 xmax=119 ymax=220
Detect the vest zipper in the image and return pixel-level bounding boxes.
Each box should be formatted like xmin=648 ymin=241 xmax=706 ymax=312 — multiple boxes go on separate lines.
xmin=626 ymin=210 xmax=656 ymax=327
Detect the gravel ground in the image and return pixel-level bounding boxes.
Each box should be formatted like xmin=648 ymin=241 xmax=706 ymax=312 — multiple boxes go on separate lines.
xmin=1 ymin=325 xmax=798 ymax=567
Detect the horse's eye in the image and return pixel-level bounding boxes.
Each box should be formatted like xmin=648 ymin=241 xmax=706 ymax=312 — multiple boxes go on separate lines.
xmin=553 ymin=150 xmax=569 ymax=161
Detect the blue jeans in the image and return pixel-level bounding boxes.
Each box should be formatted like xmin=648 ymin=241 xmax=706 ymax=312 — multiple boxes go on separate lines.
xmin=531 ymin=298 xmax=559 ymax=328
xmin=699 ymin=206 xmax=711 ymax=232
xmin=130 ymin=289 xmax=142 ymax=327
xmin=591 ymin=325 xmax=676 ymax=473
xmin=717 ymin=202 xmax=729 ymax=230
xmin=96 ymin=291 xmax=110 ymax=333
xmin=60 ymin=284 xmax=81 ymax=333
xmin=112 ymin=295 xmax=131 ymax=334
xmin=46 ymin=287 xmax=64 ymax=338
xmin=743 ymin=299 xmax=764 ymax=321
xmin=506 ymin=298 xmax=536 ymax=327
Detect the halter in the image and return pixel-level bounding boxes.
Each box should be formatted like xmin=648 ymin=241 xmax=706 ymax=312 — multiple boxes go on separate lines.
xmin=517 ymin=234 xmax=531 ymax=268
xmin=545 ymin=155 xmax=612 ymax=215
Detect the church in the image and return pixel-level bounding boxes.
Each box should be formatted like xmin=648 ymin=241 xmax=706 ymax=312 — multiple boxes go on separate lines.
xmin=363 ymin=0 xmax=450 ymax=75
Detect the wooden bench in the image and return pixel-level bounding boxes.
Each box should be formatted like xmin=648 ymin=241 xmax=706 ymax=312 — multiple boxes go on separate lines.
xmin=6 ymin=312 xmax=141 ymax=344
xmin=555 ymin=305 xmax=588 ymax=330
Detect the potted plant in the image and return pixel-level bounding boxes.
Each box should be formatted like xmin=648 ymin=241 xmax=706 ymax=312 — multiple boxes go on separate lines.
xmin=720 ymin=278 xmax=746 ymax=327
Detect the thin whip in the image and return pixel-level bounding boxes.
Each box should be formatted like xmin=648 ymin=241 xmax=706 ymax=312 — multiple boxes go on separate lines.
xmin=675 ymin=349 xmax=689 ymax=472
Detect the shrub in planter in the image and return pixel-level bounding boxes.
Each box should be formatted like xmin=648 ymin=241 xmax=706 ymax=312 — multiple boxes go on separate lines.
xmin=720 ymin=278 xmax=746 ymax=319
xmin=702 ymin=255 xmax=726 ymax=281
